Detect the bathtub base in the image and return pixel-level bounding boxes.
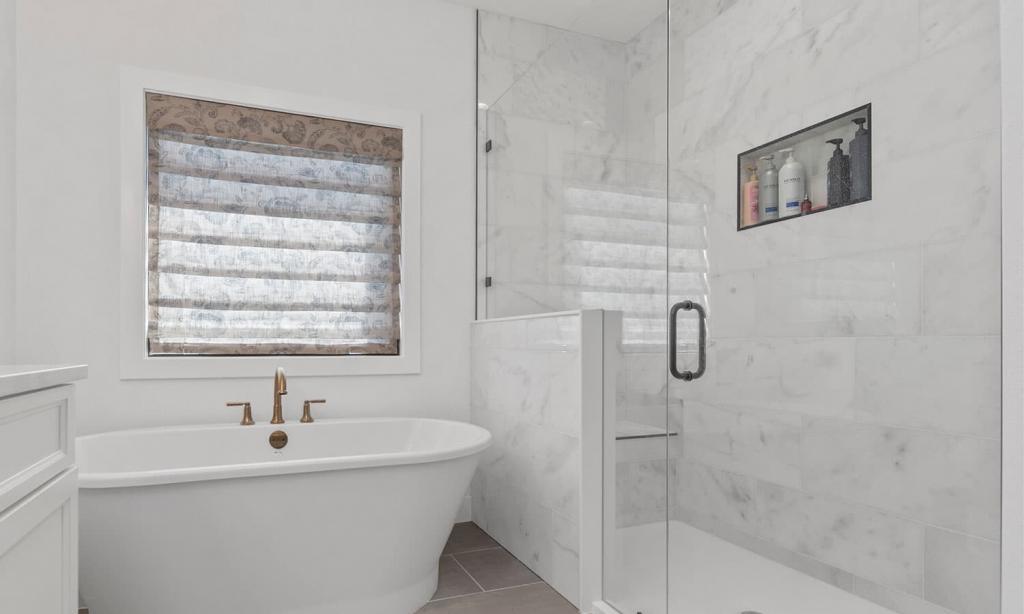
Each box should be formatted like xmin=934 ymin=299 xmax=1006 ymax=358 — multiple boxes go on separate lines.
xmin=80 ymin=432 xmax=483 ymax=614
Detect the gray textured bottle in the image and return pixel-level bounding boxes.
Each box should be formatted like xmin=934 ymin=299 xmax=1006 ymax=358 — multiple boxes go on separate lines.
xmin=826 ymin=139 xmax=851 ymax=207
xmin=758 ymin=155 xmax=779 ymax=220
xmin=849 ymin=118 xmax=871 ymax=201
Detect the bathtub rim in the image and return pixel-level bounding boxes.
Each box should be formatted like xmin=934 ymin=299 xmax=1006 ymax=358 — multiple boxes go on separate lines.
xmin=77 ymin=417 xmax=491 ymax=490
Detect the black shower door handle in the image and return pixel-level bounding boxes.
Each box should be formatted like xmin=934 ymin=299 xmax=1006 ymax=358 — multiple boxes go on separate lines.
xmin=669 ymin=300 xmax=706 ymax=381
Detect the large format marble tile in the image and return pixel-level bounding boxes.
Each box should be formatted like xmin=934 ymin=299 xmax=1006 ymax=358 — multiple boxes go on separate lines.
xmin=863 ymin=33 xmax=999 ymax=163
xmin=680 ymin=0 xmax=802 ymax=97
xmin=478 ymin=12 xmax=550 ymax=66
xmin=791 ymin=0 xmax=921 ymax=100
xmin=922 ymin=236 xmax=1001 ymax=336
xmin=755 ymin=482 xmax=925 ymax=593
xmin=682 ymin=402 xmax=802 ymax=488
xmin=752 ymin=247 xmax=922 ymax=338
xmin=548 ymin=512 xmax=580 ymax=606
xmin=673 ymin=460 xmax=759 ymax=536
xmin=476 ymin=348 xmax=581 ymax=434
xmin=702 ymin=337 xmax=857 ymax=418
xmin=617 ymin=459 xmax=669 ymax=528
xmin=707 ymin=271 xmax=756 ymax=339
xmin=478 ymin=12 xmax=548 ymax=107
xmin=801 ymin=0 xmax=846 ymax=29
xmin=487 ymin=170 xmax=546 ymax=230
xmin=470 ymin=314 xmax=585 ymax=604
xmin=802 ymin=418 xmax=1000 ymax=539
xmin=852 ymin=336 xmax=1001 ymax=438
xmin=920 ymin=0 xmax=1000 ymax=57
xmin=923 ymin=528 xmax=1000 ymax=614
xmin=478 ymin=477 xmax=554 ymax=579
xmin=871 ymin=132 xmax=1001 ymax=247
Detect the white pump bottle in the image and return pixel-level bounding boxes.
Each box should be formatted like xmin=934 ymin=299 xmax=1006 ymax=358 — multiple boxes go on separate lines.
xmin=778 ymin=148 xmax=805 ymax=218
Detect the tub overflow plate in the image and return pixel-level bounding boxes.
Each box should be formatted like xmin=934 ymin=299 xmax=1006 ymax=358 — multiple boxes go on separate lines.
xmin=269 ymin=430 xmax=288 ymax=449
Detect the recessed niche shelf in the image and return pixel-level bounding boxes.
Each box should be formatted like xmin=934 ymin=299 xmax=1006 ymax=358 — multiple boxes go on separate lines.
xmin=737 ymin=104 xmax=872 ymax=231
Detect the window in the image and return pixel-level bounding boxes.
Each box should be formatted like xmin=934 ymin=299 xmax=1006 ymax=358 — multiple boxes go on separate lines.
xmin=120 ymin=69 xmax=420 ymax=379
xmin=145 ymin=93 xmax=403 ymax=357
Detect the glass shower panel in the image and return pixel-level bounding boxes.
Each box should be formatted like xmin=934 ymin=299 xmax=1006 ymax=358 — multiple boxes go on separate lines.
xmin=476 ymin=8 xmax=671 ymax=613
xmin=666 ymin=2 xmax=1002 ymax=614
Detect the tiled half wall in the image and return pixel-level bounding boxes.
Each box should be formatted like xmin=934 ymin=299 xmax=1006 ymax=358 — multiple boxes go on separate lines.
xmin=469 ymin=310 xmax=605 ymax=610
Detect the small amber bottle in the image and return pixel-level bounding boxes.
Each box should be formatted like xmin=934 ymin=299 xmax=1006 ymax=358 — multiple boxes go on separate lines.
xmin=800 ymin=192 xmax=813 ymax=214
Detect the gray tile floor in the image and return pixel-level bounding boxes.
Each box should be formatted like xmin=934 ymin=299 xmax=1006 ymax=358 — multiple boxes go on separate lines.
xmin=417 ymin=522 xmax=578 ymax=614
xmin=79 ymin=523 xmax=577 ymax=614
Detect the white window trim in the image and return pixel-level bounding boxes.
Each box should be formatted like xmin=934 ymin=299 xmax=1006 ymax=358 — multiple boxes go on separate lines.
xmin=119 ymin=66 xmax=421 ymax=379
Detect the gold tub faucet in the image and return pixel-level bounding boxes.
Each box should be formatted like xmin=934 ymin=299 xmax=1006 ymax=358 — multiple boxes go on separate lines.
xmin=271 ymin=367 xmax=287 ymax=424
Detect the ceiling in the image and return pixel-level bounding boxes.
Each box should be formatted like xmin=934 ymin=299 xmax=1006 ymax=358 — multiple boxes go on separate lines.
xmin=443 ymin=0 xmax=667 ymax=42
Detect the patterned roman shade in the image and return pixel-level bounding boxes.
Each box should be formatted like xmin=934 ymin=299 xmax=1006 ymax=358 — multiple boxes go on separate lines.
xmin=145 ymin=93 xmax=403 ymax=356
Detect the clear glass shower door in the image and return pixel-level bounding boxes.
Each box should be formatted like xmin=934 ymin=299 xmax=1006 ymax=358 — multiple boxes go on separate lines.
xmin=597 ymin=5 xmax=672 ymax=614
xmin=665 ymin=2 xmax=1002 ymax=614
xmin=475 ymin=7 xmax=672 ymax=613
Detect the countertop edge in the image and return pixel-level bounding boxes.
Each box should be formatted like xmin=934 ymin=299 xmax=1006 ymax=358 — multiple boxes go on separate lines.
xmin=0 ymin=364 xmax=89 ymax=399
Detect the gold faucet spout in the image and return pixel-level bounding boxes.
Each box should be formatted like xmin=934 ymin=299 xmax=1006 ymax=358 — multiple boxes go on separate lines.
xmin=271 ymin=367 xmax=287 ymax=424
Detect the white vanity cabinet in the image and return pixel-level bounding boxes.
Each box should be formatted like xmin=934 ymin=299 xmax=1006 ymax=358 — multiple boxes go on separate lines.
xmin=0 ymin=366 xmax=86 ymax=614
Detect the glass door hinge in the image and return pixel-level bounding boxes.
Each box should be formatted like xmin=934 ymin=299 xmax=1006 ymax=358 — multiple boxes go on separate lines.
xmin=484 ymin=276 xmax=493 ymax=287
xmin=485 ymin=139 xmax=493 ymax=153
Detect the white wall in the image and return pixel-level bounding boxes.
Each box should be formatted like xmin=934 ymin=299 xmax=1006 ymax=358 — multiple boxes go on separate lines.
xmin=13 ymin=0 xmax=477 ymax=434
xmin=1000 ymin=0 xmax=1024 ymax=611
xmin=0 ymin=0 xmax=15 ymax=362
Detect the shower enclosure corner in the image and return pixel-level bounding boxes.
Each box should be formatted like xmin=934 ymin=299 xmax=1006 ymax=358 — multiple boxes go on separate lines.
xmin=475 ymin=3 xmax=1003 ymax=614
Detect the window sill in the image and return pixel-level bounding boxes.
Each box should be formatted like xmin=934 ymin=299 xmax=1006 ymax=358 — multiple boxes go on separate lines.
xmin=119 ymin=353 xmax=420 ymax=380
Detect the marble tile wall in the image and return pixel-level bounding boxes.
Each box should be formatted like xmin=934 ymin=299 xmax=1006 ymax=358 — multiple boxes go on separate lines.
xmin=663 ymin=1 xmax=1002 ymax=614
xmin=478 ymin=10 xmax=678 ymax=537
xmin=479 ymin=11 xmax=631 ymax=319
xmin=469 ymin=313 xmax=585 ymax=606
xmin=478 ymin=2 xmax=1002 ymax=614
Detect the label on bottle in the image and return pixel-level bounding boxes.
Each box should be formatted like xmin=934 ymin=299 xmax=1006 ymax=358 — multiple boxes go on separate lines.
xmin=785 ymin=200 xmax=800 ymax=210
xmin=765 ymin=205 xmax=778 ymax=214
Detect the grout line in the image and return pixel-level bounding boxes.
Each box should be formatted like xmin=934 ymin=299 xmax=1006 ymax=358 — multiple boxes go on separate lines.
xmin=446 ymin=545 xmax=503 ymax=556
xmin=428 ymin=585 xmax=483 ymax=603
xmin=429 ymin=580 xmax=548 ymax=603
xmin=485 ymin=580 xmax=548 ymax=593
xmin=450 ymin=553 xmax=487 ymax=594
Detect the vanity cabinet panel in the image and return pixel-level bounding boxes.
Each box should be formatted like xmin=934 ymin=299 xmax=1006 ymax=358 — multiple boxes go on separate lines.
xmin=0 ymin=369 xmax=82 ymax=614
xmin=0 ymin=469 xmax=78 ymax=614
xmin=0 ymin=385 xmax=74 ymax=514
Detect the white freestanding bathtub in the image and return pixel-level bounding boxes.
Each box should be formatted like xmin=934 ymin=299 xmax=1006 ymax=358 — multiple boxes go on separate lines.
xmin=77 ymin=418 xmax=490 ymax=614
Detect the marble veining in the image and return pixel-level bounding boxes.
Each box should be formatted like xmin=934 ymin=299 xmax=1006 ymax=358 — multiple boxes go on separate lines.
xmin=470 ymin=313 xmax=583 ymax=606
xmin=479 ymin=2 xmax=1002 ymax=613
xmin=661 ymin=0 xmax=1001 ymax=610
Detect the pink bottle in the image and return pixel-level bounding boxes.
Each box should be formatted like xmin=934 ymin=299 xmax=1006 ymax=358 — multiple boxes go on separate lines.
xmin=742 ymin=166 xmax=759 ymax=227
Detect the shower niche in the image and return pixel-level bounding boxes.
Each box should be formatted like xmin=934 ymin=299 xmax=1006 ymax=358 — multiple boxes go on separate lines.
xmin=737 ymin=104 xmax=872 ymax=231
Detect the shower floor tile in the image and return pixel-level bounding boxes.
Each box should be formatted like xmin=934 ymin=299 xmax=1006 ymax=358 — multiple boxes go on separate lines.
xmin=418 ymin=522 xmax=576 ymax=614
